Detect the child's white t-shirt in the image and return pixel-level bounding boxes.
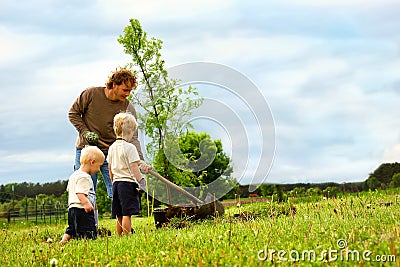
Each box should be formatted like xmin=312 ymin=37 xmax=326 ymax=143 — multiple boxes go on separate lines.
xmin=67 ymin=170 xmax=95 ymax=209
xmin=108 ymin=140 xmax=141 ymax=183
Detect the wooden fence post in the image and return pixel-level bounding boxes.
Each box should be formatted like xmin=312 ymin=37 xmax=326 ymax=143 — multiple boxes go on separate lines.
xmin=35 ymin=197 xmax=38 ymax=225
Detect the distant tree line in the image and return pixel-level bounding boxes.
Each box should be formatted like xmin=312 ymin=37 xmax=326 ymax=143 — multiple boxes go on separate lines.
xmin=235 ymin=162 xmax=400 ymax=200
xmin=236 ymin=182 xmax=364 ymax=201
xmin=0 ymin=181 xmax=67 ymax=204
xmin=1 ymin=162 xmax=400 ymax=208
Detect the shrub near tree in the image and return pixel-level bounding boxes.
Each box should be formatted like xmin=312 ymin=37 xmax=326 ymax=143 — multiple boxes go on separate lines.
xmin=152 ymin=131 xmax=235 ymax=201
xmin=390 ymin=173 xmax=400 ymax=188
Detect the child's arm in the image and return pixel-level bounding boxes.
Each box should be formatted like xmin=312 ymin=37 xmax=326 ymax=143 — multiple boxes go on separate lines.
xmin=108 ymin=165 xmax=114 ymax=182
xmin=107 ymin=152 xmax=114 ymax=182
xmin=129 ymin=161 xmax=143 ymax=183
xmin=76 ymin=193 xmax=93 ymax=213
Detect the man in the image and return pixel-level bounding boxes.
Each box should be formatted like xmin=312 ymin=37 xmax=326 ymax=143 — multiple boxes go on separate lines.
xmin=69 ymin=68 xmax=151 ymax=198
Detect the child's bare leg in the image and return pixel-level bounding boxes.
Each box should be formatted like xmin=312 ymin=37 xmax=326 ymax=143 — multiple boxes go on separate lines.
xmin=59 ymin=233 xmax=71 ymax=245
xmin=121 ymin=215 xmax=132 ymax=235
xmin=116 ymin=217 xmax=123 ymax=236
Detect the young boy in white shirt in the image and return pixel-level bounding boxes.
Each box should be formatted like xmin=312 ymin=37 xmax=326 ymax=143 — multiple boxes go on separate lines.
xmin=108 ymin=112 xmax=146 ymax=235
xmin=59 ymin=146 xmax=105 ymax=244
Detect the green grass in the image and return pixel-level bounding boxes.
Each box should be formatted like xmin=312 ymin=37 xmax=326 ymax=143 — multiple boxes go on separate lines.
xmin=0 ymin=190 xmax=399 ymax=266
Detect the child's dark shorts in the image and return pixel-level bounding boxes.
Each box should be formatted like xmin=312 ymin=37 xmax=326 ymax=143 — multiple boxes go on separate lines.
xmin=112 ymin=181 xmax=140 ymax=218
xmin=65 ymin=207 xmax=97 ymax=240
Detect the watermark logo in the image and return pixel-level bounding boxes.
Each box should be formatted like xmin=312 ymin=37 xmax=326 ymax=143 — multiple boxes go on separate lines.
xmin=336 ymin=238 xmax=347 ymax=249
xmin=257 ymin=239 xmax=396 ymax=263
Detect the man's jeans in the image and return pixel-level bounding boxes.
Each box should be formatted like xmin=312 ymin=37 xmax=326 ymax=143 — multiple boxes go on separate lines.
xmin=74 ymin=148 xmax=113 ymax=198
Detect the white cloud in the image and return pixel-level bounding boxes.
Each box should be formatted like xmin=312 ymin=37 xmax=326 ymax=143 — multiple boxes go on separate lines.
xmin=1 ymin=150 xmax=73 ymax=164
xmin=0 ymin=28 xmax=52 ymax=66
xmin=287 ymin=0 xmax=398 ymax=7
xmin=383 ymin=145 xmax=400 ymax=163
xmin=95 ymin=0 xmax=232 ymax=22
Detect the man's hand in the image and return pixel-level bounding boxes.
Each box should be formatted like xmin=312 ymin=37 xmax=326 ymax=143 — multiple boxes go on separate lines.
xmin=83 ymin=131 xmax=99 ymax=145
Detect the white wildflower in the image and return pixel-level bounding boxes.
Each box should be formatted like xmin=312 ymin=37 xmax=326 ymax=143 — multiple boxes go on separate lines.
xmin=50 ymin=258 xmax=58 ymax=266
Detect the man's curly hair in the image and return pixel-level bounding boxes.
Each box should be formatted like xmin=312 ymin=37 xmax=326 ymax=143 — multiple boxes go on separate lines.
xmin=105 ymin=68 xmax=137 ymax=89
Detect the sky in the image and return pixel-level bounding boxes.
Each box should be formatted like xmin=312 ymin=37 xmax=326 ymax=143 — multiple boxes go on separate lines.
xmin=1 ymin=0 xmax=400 ymax=186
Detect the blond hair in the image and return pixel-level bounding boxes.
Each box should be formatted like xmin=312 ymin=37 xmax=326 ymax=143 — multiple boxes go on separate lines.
xmin=113 ymin=112 xmax=138 ymax=138
xmin=80 ymin=146 xmax=105 ymax=165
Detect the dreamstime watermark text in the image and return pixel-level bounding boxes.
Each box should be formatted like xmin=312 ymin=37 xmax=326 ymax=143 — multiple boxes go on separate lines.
xmin=257 ymin=239 xmax=396 ymax=263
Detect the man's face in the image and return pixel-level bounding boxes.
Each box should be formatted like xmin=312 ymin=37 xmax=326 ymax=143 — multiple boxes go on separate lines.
xmin=112 ymin=82 xmax=133 ymax=101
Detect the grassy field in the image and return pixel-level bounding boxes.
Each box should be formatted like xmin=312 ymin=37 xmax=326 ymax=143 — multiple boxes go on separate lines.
xmin=0 ymin=189 xmax=398 ymax=266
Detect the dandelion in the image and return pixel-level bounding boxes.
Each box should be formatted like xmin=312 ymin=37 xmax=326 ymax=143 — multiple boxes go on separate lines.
xmin=50 ymin=258 xmax=58 ymax=266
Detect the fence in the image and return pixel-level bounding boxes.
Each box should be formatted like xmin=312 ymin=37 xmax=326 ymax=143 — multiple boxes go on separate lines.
xmin=0 ymin=203 xmax=67 ymax=225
